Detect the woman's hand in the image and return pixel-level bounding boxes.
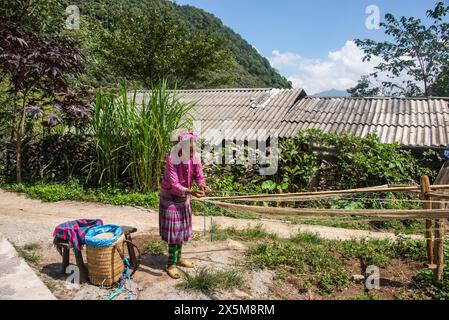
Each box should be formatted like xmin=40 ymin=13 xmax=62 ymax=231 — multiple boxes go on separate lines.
xmin=188 ymin=189 xmax=205 ymax=198
xmin=199 ymin=185 xmax=212 ymax=194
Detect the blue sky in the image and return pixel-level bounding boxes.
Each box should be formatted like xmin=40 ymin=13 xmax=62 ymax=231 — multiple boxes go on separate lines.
xmin=173 ymin=0 xmax=444 ymax=94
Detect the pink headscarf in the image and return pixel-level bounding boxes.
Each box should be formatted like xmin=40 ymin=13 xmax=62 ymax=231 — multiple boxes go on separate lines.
xmin=174 ymin=129 xmax=198 ymax=144
xmin=170 ymin=129 xmax=200 ymax=164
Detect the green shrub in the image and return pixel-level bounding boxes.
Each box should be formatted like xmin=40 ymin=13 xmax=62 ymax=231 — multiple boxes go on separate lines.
xmin=144 ymin=241 xmax=167 ymax=256
xmin=205 ymin=129 xmax=436 ymax=195
xmin=414 ymin=267 xmax=449 ymax=300
xmin=2 ymin=134 xmax=94 ymax=184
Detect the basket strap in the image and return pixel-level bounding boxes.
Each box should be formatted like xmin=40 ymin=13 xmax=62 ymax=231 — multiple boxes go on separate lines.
xmin=113 ymin=240 xmax=141 ymax=277
xmin=114 ymin=243 xmax=125 ymax=260
xmin=122 ymin=240 xmax=142 ymax=276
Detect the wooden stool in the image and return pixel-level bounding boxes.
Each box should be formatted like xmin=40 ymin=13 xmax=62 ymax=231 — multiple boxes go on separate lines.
xmin=54 ymin=225 xmax=138 ymax=284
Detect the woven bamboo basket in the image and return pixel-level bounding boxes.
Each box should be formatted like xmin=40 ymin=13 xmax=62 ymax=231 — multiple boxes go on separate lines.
xmin=86 ymin=234 xmax=125 ymax=286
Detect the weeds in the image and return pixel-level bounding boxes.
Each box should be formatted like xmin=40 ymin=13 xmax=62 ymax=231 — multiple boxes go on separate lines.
xmin=178 ymin=267 xmax=245 ymax=294
xmin=293 ymin=216 xmax=425 ymax=235
xmin=413 ymin=267 xmax=449 ymax=300
xmin=349 ymin=293 xmax=380 ymax=300
xmin=144 ymin=241 xmax=167 ymax=256
xmin=411 ymin=239 xmax=449 ymax=300
xmin=13 ymin=243 xmax=40 ymax=264
xmin=213 ymin=224 xmax=278 ymax=242
xmin=246 ymin=230 xmax=428 ymax=295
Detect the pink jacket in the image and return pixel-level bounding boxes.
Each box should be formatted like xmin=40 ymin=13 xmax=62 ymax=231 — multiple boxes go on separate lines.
xmin=160 ymin=153 xmax=206 ymax=197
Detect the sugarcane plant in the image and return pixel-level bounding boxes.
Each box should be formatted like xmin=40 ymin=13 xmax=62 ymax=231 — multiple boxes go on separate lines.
xmin=89 ymin=81 xmax=194 ymax=192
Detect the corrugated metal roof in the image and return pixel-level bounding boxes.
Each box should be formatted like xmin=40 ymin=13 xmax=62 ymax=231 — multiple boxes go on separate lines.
xmin=134 ymin=89 xmax=449 ymax=148
xmin=135 ymin=88 xmax=306 ymax=144
xmin=282 ymin=97 xmax=449 ymax=147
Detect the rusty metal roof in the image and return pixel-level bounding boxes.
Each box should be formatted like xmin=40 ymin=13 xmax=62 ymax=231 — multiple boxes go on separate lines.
xmin=134 ymin=89 xmax=449 ymax=148
xmin=282 ymin=97 xmax=449 ymax=148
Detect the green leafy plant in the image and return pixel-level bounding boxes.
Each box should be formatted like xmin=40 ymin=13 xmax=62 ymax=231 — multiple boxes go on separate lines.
xmin=246 ymin=230 xmax=428 ymax=295
xmin=13 ymin=243 xmax=40 ymax=264
xmin=144 ymin=241 xmax=167 ymax=256
xmin=89 ymin=82 xmax=194 ymax=192
xmin=213 ymin=224 xmax=278 ymax=242
xmin=178 ymin=267 xmax=245 ymax=294
xmin=1 ymin=182 xmax=160 ymax=208
xmin=205 ymin=129 xmax=434 ymax=197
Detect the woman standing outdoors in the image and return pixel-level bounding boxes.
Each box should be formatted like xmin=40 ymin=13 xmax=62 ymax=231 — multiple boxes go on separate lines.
xmin=159 ymin=129 xmax=211 ymax=279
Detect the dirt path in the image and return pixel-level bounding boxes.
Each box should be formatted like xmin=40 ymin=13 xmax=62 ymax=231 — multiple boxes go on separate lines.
xmin=31 ymin=234 xmax=273 ymax=300
xmin=0 ymin=189 xmax=423 ymax=300
xmin=0 ymin=189 xmax=415 ymax=247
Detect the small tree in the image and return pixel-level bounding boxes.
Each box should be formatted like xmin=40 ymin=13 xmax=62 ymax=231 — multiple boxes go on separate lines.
xmin=91 ymin=5 xmax=232 ymax=88
xmin=430 ymin=66 xmax=449 ymax=96
xmin=355 ymin=1 xmax=449 ymax=97
xmin=0 ymin=20 xmax=86 ymax=182
xmin=347 ymin=75 xmax=380 ymax=97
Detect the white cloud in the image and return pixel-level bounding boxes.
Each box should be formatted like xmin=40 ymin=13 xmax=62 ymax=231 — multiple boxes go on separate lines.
xmin=269 ymin=41 xmax=382 ymax=95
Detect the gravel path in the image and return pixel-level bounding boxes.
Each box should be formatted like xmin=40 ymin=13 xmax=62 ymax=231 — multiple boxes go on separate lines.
xmin=0 ymin=189 xmax=413 ymax=246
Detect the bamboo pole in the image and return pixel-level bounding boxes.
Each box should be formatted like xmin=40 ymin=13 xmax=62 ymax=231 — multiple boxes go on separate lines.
xmin=426 ymin=192 xmax=449 ymax=199
xmin=432 ymin=185 xmax=449 ymax=190
xmin=200 ymin=199 xmax=449 ymax=219
xmin=204 ymin=184 xmax=449 ymax=202
xmin=421 ymin=176 xmax=435 ymax=268
xmin=434 ymin=201 xmax=445 ymax=282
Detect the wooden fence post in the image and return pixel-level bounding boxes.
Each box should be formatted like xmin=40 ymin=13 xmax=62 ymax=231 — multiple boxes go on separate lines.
xmin=433 ymin=202 xmax=445 ymax=281
xmin=420 ymin=176 xmax=435 ymax=268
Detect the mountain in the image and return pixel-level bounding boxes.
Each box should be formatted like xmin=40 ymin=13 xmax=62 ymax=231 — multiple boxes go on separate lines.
xmin=313 ymin=89 xmax=350 ymax=97
xmin=72 ymin=0 xmax=291 ymax=89
xmin=174 ymin=3 xmax=291 ymax=88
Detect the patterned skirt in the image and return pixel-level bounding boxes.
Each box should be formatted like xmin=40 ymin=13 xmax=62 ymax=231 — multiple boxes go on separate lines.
xmin=159 ymin=191 xmax=193 ymax=244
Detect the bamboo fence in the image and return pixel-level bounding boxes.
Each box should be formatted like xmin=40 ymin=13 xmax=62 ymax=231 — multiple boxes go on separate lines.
xmin=199 ymin=176 xmax=449 ymax=281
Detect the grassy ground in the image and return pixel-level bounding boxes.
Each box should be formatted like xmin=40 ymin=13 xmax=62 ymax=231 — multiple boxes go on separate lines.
xmin=209 ymin=225 xmax=448 ymax=299
xmin=292 ymin=216 xmax=426 ymax=235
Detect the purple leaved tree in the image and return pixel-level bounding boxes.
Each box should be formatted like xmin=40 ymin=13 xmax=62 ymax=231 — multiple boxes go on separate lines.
xmin=0 ymin=20 xmax=86 ymax=182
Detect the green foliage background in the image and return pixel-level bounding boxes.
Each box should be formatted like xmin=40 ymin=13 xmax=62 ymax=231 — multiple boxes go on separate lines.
xmin=205 ymin=129 xmax=438 ymax=195
xmin=68 ymin=0 xmax=291 ymax=89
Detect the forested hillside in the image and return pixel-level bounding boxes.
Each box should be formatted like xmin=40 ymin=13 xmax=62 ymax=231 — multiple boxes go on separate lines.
xmin=71 ymin=0 xmax=291 ymax=88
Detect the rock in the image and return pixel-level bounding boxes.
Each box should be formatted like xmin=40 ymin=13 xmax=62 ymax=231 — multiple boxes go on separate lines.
xmin=352 ymin=274 xmax=365 ymax=283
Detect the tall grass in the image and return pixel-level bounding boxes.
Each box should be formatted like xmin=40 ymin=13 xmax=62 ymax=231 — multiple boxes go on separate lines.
xmin=90 ymin=82 xmax=194 ymax=192
xmin=91 ymin=90 xmax=123 ymax=187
